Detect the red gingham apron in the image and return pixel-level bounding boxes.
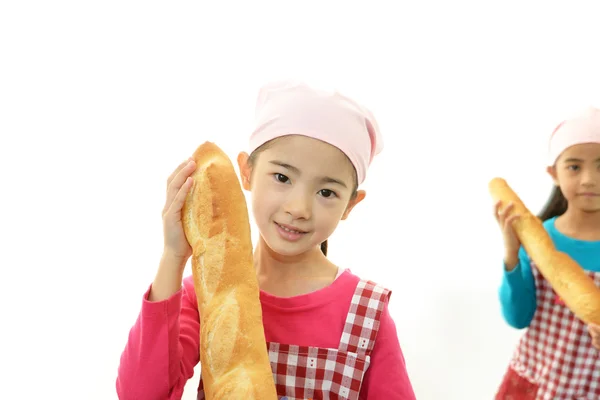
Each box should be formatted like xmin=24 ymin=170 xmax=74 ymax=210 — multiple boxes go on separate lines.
xmin=196 ymin=279 xmax=390 ymax=400
xmin=495 ymin=262 xmax=600 ymax=400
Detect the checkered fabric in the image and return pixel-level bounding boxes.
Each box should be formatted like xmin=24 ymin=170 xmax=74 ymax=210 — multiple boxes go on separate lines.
xmin=196 ymin=279 xmax=390 ymax=400
xmin=496 ymin=262 xmax=600 ymax=400
xmin=338 ymin=280 xmax=390 ymax=355
xmin=267 ymin=342 xmax=370 ymax=399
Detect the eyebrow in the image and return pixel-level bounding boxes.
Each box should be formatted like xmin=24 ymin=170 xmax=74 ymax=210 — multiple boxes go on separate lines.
xmin=564 ymin=157 xmax=600 ymax=162
xmin=268 ymin=160 xmax=348 ymax=188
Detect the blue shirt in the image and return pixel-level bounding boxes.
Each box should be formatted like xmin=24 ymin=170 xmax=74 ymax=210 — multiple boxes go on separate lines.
xmin=498 ymin=216 xmax=600 ymax=328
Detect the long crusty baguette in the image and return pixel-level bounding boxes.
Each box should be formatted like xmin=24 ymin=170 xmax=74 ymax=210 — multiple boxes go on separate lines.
xmin=181 ymin=141 xmax=277 ymax=399
xmin=489 ymin=177 xmax=600 ymax=325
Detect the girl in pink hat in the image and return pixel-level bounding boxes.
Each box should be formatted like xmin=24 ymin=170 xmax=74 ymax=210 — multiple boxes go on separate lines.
xmin=494 ymin=107 xmax=600 ymax=399
xmin=115 ymin=81 xmax=417 ymax=400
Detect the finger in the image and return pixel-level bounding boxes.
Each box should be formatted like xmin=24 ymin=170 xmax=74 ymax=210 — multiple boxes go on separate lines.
xmin=495 ymin=203 xmax=506 ymax=222
xmin=167 ymin=158 xmax=194 ymax=188
xmin=506 ymin=213 xmax=520 ymax=224
xmin=493 ymin=200 xmax=503 ymax=218
xmin=499 ymin=203 xmax=515 ymax=221
xmin=504 ymin=213 xmax=520 ymax=231
xmin=494 ymin=201 xmax=507 ymax=222
xmin=504 ymin=202 xmax=514 ymax=214
xmin=165 ymin=176 xmax=194 ymax=218
xmin=166 ymin=160 xmax=196 ymax=205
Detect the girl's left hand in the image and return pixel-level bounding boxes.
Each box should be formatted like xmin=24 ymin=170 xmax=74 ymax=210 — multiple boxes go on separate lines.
xmin=589 ymin=323 xmax=600 ymax=350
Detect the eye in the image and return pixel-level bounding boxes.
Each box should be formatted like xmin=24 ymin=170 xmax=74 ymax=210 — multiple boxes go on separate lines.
xmin=567 ymin=165 xmax=580 ymax=171
xmin=319 ymin=189 xmax=337 ymax=198
xmin=273 ymin=173 xmax=290 ymax=183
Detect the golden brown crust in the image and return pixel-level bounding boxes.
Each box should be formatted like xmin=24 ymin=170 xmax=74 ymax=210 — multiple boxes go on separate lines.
xmin=489 ymin=177 xmax=600 ymax=325
xmin=181 ymin=142 xmax=277 ymax=399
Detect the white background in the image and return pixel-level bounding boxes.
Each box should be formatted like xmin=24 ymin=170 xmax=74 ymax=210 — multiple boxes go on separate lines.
xmin=2 ymin=1 xmax=600 ymax=399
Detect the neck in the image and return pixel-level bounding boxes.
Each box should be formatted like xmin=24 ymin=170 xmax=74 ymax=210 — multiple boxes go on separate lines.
xmin=253 ymin=236 xmax=337 ymax=282
xmin=557 ymin=207 xmax=600 ymax=235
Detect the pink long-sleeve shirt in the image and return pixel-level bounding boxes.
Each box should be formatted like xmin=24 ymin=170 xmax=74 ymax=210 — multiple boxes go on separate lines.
xmin=116 ymin=269 xmax=416 ymax=399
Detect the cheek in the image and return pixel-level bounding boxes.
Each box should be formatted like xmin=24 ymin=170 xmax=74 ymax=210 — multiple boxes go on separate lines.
xmin=251 ymin=183 xmax=279 ymax=217
xmin=314 ymin=201 xmax=346 ymax=224
xmin=557 ymin=176 xmax=578 ymax=196
xmin=316 ymin=213 xmax=343 ymax=238
xmin=556 ymin=168 xmax=572 ymax=183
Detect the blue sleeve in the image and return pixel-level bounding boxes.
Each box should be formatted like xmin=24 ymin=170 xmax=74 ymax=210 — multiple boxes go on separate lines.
xmin=498 ymin=246 xmax=537 ymax=329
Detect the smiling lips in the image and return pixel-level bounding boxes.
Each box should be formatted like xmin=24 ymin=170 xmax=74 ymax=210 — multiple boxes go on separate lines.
xmin=275 ymin=222 xmax=308 ymax=242
xmin=578 ymin=192 xmax=600 ymax=197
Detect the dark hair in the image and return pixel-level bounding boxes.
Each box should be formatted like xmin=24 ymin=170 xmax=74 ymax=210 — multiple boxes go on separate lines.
xmin=538 ymin=185 xmax=568 ymax=221
xmin=246 ymin=137 xmax=358 ymax=256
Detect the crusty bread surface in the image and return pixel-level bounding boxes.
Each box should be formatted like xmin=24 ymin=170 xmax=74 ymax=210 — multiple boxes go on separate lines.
xmin=489 ymin=177 xmax=600 ymax=325
xmin=181 ymin=141 xmax=277 ymax=399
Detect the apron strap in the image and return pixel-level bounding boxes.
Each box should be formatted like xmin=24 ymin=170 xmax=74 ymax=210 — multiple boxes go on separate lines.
xmin=338 ymin=279 xmax=391 ymax=355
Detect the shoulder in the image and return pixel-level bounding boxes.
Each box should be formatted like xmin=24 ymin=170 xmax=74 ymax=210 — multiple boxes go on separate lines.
xmin=542 ymin=216 xmax=557 ymax=232
xmin=342 ymin=269 xmax=392 ymax=303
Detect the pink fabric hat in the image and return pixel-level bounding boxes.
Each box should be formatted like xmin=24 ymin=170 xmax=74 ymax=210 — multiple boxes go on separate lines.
xmin=248 ymin=80 xmax=383 ymax=184
xmin=548 ymin=106 xmax=600 ymax=165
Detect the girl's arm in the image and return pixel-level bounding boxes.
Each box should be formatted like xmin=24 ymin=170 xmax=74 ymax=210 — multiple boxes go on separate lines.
xmin=498 ymin=246 xmax=537 ymax=329
xmin=115 ymin=276 xmax=200 ymax=400
xmin=589 ymin=323 xmax=600 ymax=350
xmin=359 ymin=302 xmax=417 ymax=400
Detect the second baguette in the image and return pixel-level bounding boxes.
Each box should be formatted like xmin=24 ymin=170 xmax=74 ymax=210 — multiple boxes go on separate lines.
xmin=489 ymin=177 xmax=600 ymax=325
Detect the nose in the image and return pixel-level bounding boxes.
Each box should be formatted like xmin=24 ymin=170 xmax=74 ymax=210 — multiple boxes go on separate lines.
xmin=581 ymin=168 xmax=598 ymax=187
xmin=283 ymin=190 xmax=312 ymax=220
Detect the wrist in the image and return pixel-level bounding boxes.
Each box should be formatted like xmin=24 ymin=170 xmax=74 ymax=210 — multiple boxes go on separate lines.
xmin=161 ymin=249 xmax=189 ymax=271
xmin=504 ymin=252 xmax=519 ymax=271
xmin=148 ymin=252 xmax=188 ymax=302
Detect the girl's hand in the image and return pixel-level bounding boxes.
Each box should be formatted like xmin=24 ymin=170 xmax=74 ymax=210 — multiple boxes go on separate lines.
xmin=162 ymin=158 xmax=196 ymax=262
xmin=493 ymin=200 xmax=522 ymax=269
xmin=588 ymin=323 xmax=600 ymax=350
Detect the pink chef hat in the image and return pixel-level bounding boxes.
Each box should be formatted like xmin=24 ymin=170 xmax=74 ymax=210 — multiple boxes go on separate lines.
xmin=548 ymin=106 xmax=600 ymax=166
xmin=248 ymin=80 xmax=383 ymax=184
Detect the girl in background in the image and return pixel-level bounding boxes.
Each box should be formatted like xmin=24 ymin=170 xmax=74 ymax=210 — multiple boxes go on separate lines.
xmin=115 ymin=80 xmax=416 ymax=400
xmin=494 ymin=107 xmax=600 ymax=399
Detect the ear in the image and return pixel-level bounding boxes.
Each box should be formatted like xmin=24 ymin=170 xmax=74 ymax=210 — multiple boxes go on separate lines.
xmin=546 ymin=165 xmax=559 ymax=186
xmin=341 ymin=190 xmax=366 ymax=220
xmin=237 ymin=152 xmax=252 ymax=191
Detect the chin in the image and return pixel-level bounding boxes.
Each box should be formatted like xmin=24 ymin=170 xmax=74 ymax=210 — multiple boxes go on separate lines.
xmin=265 ymin=241 xmax=311 ymax=257
xmin=581 ymin=207 xmax=600 ymax=214
xmin=573 ymin=199 xmax=600 ymax=211
xmin=261 ymin=236 xmax=320 ymax=258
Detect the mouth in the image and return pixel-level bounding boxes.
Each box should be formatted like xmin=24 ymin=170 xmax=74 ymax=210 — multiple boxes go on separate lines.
xmin=274 ymin=222 xmax=308 ymax=234
xmin=578 ymin=192 xmax=600 ymax=197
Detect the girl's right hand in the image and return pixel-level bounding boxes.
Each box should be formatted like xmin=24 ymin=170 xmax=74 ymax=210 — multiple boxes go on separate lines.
xmin=494 ymin=200 xmax=522 ymax=269
xmin=162 ymin=158 xmax=196 ymax=261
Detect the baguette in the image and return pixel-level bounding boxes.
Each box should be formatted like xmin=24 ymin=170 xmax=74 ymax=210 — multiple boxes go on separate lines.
xmin=489 ymin=177 xmax=600 ymax=325
xmin=181 ymin=141 xmax=278 ymax=399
